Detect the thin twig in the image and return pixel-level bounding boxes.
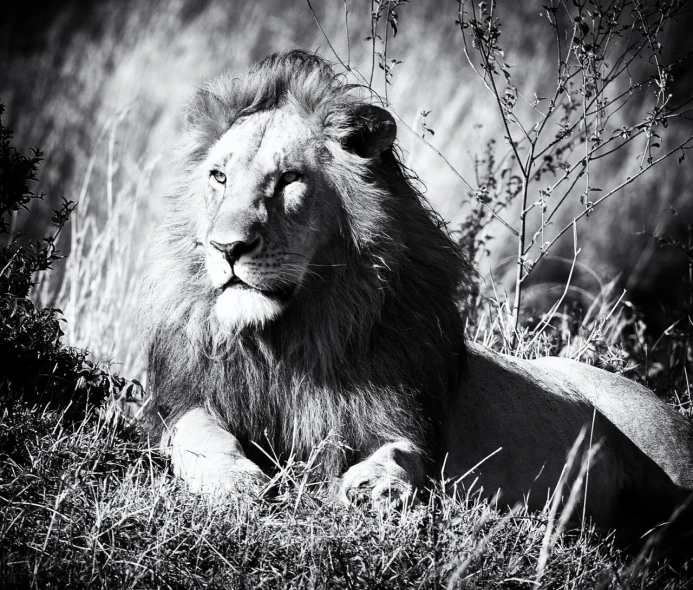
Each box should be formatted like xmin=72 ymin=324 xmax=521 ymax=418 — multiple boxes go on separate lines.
xmin=305 ymin=0 xmax=351 ymax=73
xmin=343 ymin=0 xmax=351 ymax=68
xmin=394 ymin=113 xmax=519 ymax=237
xmin=537 ymin=134 xmax=693 ymax=264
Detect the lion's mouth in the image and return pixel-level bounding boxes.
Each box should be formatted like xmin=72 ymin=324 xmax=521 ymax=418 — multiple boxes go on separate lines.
xmin=219 ymin=276 xmax=294 ymax=302
xmin=221 ymin=276 xmax=249 ymax=291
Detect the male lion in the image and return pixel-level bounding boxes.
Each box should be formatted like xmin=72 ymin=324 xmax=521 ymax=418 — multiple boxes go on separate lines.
xmin=140 ymin=50 xmax=693 ymax=544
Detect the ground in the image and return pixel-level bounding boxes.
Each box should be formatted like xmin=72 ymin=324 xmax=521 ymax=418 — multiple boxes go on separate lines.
xmin=1 ymin=402 xmax=692 ymax=589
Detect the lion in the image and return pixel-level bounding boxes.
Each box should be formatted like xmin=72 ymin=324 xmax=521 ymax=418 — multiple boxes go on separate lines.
xmin=139 ymin=50 xmax=693 ymax=545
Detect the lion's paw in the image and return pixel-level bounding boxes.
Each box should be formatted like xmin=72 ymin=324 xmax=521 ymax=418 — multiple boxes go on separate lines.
xmin=337 ymin=460 xmax=415 ymax=512
xmin=185 ymin=458 xmax=271 ymax=499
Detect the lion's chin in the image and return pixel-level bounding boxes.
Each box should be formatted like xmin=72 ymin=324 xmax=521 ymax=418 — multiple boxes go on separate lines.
xmin=214 ymin=286 xmax=285 ymax=330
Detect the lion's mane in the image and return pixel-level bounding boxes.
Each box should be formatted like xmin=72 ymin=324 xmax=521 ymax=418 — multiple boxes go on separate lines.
xmin=139 ymin=51 xmax=470 ymax=476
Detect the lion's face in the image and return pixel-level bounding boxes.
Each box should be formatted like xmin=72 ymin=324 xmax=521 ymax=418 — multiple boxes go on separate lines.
xmin=194 ymin=106 xmax=334 ymax=330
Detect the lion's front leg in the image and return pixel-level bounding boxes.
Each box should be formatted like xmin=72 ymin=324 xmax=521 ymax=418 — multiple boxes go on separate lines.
xmin=164 ymin=407 xmax=268 ymax=496
xmin=337 ymin=441 xmax=425 ymax=510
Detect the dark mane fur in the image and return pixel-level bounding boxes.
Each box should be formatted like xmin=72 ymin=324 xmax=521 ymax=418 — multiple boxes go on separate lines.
xmin=139 ymin=50 xmax=470 ymax=477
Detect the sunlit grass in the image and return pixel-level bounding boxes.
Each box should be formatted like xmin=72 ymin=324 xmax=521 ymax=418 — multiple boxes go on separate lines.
xmin=34 ymin=113 xmax=152 ymax=381
xmin=3 ymin=403 xmax=692 ymax=589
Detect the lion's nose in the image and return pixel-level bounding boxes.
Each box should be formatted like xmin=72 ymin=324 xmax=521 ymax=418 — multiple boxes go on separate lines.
xmin=210 ymin=235 xmax=262 ymax=266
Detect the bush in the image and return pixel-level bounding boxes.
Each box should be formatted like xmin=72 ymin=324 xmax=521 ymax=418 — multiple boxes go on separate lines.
xmin=0 ymin=103 xmax=134 ymax=417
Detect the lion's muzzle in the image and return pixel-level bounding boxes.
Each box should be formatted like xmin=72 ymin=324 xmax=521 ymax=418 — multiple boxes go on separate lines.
xmin=210 ymin=235 xmax=263 ymax=268
xmin=205 ymin=233 xmax=263 ymax=290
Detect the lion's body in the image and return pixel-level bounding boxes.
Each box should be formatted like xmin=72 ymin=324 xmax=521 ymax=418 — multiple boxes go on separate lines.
xmin=450 ymin=343 xmax=693 ymax=538
xmin=140 ymin=50 xmax=693 ymax=545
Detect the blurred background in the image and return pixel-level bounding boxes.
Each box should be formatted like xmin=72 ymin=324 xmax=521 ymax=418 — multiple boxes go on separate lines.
xmin=1 ymin=0 xmax=692 ymax=377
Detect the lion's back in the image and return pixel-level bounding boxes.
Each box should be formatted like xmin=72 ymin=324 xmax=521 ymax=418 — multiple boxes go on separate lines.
xmin=530 ymin=354 xmax=693 ymax=488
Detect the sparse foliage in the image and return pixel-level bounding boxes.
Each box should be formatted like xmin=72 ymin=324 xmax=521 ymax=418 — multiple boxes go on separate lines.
xmin=455 ymin=0 xmax=693 ymax=347
xmin=0 ymin=105 xmax=138 ymax=417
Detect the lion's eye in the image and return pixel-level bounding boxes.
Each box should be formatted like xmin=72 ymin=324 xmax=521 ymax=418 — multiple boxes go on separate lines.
xmin=210 ymin=170 xmax=227 ymax=185
xmin=280 ymin=171 xmax=301 ymax=185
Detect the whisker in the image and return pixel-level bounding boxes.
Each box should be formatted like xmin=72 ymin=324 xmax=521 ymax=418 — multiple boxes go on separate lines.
xmin=282 ymin=263 xmax=324 ymax=279
xmin=279 ymin=251 xmax=311 ymax=260
xmin=276 ymin=251 xmax=347 ymax=268
xmin=279 ymin=265 xmax=321 ymax=282
xmin=305 ymin=263 xmax=347 ymax=268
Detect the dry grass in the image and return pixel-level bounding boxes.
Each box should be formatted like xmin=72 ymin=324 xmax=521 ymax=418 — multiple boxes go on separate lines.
xmin=2 ymin=403 xmax=692 ymax=589
xmin=4 ymin=0 xmax=691 ymax=292
xmin=33 ymin=112 xmax=151 ymax=380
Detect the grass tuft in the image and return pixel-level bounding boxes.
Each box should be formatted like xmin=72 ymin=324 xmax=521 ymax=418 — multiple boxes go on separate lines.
xmin=4 ymin=404 xmax=693 ymax=589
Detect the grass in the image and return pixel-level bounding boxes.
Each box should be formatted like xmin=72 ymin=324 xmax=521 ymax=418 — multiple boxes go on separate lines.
xmin=30 ymin=108 xmax=152 ymax=380
xmin=2 ymin=404 xmax=692 ymax=589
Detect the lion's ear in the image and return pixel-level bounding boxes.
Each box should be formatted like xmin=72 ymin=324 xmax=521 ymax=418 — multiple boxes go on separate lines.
xmin=342 ymin=104 xmax=397 ymax=158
